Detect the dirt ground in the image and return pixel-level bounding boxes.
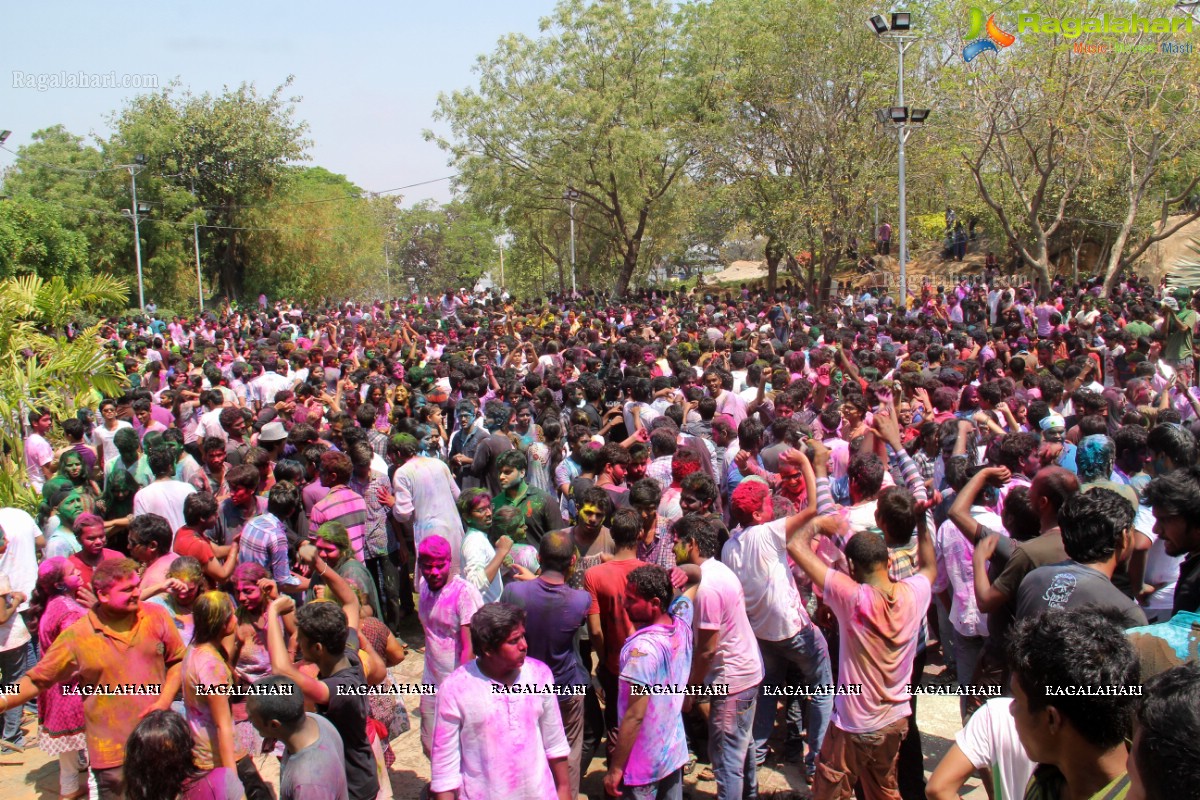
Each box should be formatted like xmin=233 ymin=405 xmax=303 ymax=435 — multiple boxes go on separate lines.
xmin=0 ymin=614 xmax=987 ymax=800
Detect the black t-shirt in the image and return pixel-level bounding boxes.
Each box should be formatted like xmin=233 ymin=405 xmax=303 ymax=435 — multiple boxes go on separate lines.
xmin=1175 ymin=552 xmax=1200 ymax=615
xmin=317 ymin=632 xmax=379 ymax=800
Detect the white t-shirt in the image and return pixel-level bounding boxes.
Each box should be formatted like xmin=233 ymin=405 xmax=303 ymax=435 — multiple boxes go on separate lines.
xmin=0 ymin=508 xmax=39 ymax=611
xmin=697 ymin=558 xmax=765 ymax=694
xmin=460 ymin=529 xmax=503 ymax=603
xmin=954 ymin=698 xmax=1035 ymax=800
xmin=132 ymin=478 xmax=197 ymax=537
xmin=24 ymin=433 xmax=53 ymax=492
xmin=93 ymin=421 xmax=133 ymax=464
xmin=721 ymin=518 xmax=811 ymax=641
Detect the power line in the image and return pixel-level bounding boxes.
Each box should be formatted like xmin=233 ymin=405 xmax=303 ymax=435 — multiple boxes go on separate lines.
xmin=1 ymin=143 xmax=455 ymax=210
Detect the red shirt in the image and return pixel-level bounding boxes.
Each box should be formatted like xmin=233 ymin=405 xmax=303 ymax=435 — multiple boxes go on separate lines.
xmin=173 ymin=525 xmax=215 ymax=567
xmin=582 ymin=557 xmax=647 ymax=674
xmin=69 ymin=549 xmax=124 ymax=590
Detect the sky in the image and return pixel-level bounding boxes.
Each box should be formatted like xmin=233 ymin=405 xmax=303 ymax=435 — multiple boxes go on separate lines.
xmin=1 ymin=0 xmax=561 ymax=207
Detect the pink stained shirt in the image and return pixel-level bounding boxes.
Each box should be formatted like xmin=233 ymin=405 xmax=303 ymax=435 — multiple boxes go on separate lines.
xmin=430 ymin=657 xmax=570 ymax=800
xmin=418 ymin=576 xmax=484 ymax=687
xmin=822 ymin=569 xmax=931 ymax=734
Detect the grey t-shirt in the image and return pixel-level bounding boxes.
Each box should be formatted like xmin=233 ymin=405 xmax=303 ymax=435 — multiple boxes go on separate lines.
xmin=281 ymin=713 xmax=350 ymax=800
xmin=1016 ymin=561 xmax=1148 ymax=630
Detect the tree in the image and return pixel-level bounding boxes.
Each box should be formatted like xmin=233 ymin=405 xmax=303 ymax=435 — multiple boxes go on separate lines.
xmin=941 ymin=0 xmax=1200 ymax=294
xmin=239 ymin=167 xmax=391 ymax=301
xmin=391 ymin=200 xmax=501 ymax=295
xmin=429 ymin=0 xmax=720 ymax=298
xmin=108 ymin=79 xmax=311 ymax=300
xmin=0 ymin=125 xmax=130 ymax=279
xmin=690 ymin=0 xmax=897 ymax=297
xmin=0 ymin=197 xmax=90 ymax=280
xmin=0 ymin=274 xmax=128 ymax=510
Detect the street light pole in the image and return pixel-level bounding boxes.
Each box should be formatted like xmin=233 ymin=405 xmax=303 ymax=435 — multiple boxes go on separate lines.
xmin=565 ymin=189 xmax=581 ymax=296
xmin=870 ymin=14 xmax=920 ymax=311
xmin=896 ymin=38 xmax=911 ymax=309
xmin=190 ymin=177 xmax=203 ymax=313
xmin=126 ymin=155 xmax=147 ymax=312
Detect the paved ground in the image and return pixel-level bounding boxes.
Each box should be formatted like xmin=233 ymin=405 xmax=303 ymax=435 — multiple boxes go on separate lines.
xmin=0 ymin=618 xmax=986 ymax=799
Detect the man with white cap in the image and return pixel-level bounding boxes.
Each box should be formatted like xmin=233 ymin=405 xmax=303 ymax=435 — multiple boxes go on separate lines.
xmin=256 ymin=420 xmax=289 ymax=463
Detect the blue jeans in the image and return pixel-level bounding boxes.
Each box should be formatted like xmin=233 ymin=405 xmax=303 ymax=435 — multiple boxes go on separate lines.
xmin=710 ymin=684 xmax=759 ymax=800
xmin=623 ymin=767 xmax=683 ymax=800
xmin=0 ymin=643 xmax=31 ymax=744
xmin=754 ymin=626 xmax=833 ymax=774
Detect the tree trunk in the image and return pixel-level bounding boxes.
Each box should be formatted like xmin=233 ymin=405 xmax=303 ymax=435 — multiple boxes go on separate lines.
xmin=613 ymin=240 xmax=640 ymax=299
xmin=765 ymin=234 xmax=785 ymax=295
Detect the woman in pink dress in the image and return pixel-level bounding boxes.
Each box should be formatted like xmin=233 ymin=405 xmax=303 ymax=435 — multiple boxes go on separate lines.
xmin=29 ymin=557 xmax=88 ymax=800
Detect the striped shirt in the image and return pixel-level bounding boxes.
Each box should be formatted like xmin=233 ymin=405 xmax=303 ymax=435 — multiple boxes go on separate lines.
xmin=310 ymin=485 xmax=368 ymax=562
xmin=238 ymin=512 xmax=298 ymax=587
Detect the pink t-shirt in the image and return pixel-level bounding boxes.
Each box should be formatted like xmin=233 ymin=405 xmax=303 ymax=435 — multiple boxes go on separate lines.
xmin=696 ymin=559 xmax=764 ymax=695
xmin=418 ymin=576 xmax=483 ymax=686
xmin=823 ymin=570 xmax=931 ymax=734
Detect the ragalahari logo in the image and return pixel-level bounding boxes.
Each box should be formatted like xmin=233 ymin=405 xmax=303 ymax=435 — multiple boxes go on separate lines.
xmin=963 ymin=7 xmax=1017 ymax=61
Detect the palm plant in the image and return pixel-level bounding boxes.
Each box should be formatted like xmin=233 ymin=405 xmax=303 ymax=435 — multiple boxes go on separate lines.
xmin=0 ymin=274 xmax=128 ymax=511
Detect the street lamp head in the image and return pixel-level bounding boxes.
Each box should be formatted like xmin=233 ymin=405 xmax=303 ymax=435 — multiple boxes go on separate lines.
xmin=0 ymin=130 xmax=10 ymax=146
xmin=136 ymin=202 xmax=152 ymax=214
xmin=889 ymin=106 xmax=910 ymax=123
xmin=134 ymin=153 xmax=147 ymax=166
xmin=564 ymin=188 xmax=581 ymax=202
xmin=890 ymin=12 xmax=911 ymax=30
xmin=909 ymin=108 xmax=930 ymax=124
xmin=868 ymin=14 xmax=889 ymax=34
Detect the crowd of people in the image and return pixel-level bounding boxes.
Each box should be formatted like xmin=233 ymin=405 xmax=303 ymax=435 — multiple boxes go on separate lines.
xmin=2 ymin=272 xmax=1200 ymax=800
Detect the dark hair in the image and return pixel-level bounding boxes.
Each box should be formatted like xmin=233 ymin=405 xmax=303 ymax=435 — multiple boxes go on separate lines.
xmin=147 ymin=445 xmax=175 ymax=479
xmin=1007 ymin=610 xmax=1138 ymax=749
xmin=1144 ymin=464 xmax=1200 ymax=520
xmin=296 ymin=600 xmax=348 ymax=654
xmin=124 ymin=710 xmax=202 ymax=800
xmin=1147 ymin=423 xmax=1198 ymax=468
xmin=469 ymin=602 xmax=526 ymax=656
xmin=680 ymin=472 xmax=719 ymax=510
xmin=597 ymin=442 xmax=630 ymax=471
xmin=1133 ymin=664 xmax=1200 ymax=800
xmin=246 ymin=676 xmax=306 ymax=727
xmin=226 ymin=463 xmax=262 ymax=493
xmin=576 ymin=486 xmax=613 ymax=517
xmin=129 ymin=514 xmax=172 ymax=554
xmin=626 ymin=564 xmax=673 ymax=612
xmin=183 ymin=492 xmax=218 ymax=526
xmin=538 ymin=532 xmax=575 ymax=575
xmin=847 ymin=453 xmax=885 ymax=497
xmin=319 ymin=451 xmax=352 ymax=484
xmin=1057 ymin=488 xmax=1132 ymax=564
xmin=1001 ymin=486 xmax=1041 ymax=541
xmin=266 ymin=480 xmax=300 ymax=519
xmin=649 ymin=428 xmax=677 ymax=458
xmin=496 ymin=449 xmax=528 ymax=473
xmin=671 ymin=514 xmax=717 ymax=558
xmin=844 ymin=530 xmax=889 ymax=571
xmin=629 ymin=478 xmax=662 ymax=510
xmin=997 ymin=432 xmax=1039 ymax=472
xmin=610 ymin=508 xmax=642 ymax=548
xmin=876 ymin=486 xmax=918 ymax=543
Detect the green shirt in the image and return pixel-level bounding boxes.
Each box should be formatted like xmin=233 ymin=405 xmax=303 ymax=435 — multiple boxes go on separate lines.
xmin=1164 ymin=308 xmax=1197 ymax=363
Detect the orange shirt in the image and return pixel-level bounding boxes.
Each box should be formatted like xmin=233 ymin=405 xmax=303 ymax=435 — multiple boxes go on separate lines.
xmin=27 ymin=603 xmax=185 ymax=768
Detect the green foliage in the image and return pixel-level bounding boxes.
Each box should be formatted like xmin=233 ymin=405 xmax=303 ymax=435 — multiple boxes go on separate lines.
xmin=392 ymin=200 xmax=501 ymax=296
xmin=0 ymin=196 xmax=90 ymax=279
xmin=429 ymin=0 xmax=718 ymax=297
xmin=240 ymin=167 xmax=389 ymax=301
xmin=0 ymin=274 xmax=129 ymax=511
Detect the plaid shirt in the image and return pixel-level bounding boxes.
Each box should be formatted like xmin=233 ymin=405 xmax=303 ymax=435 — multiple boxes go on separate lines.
xmin=367 ymin=428 xmax=390 ymax=459
xmin=310 ymin=484 xmax=368 ymax=562
xmin=238 ymin=512 xmax=298 ymax=587
xmin=348 ymin=469 xmax=393 ymax=559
